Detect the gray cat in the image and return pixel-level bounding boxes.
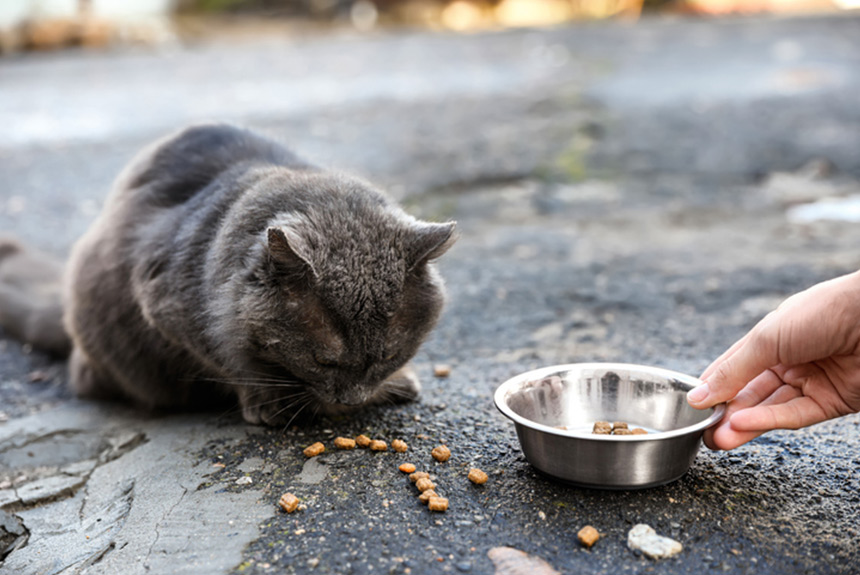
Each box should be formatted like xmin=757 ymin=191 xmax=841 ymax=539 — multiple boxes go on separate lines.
xmin=0 ymin=124 xmax=456 ymax=425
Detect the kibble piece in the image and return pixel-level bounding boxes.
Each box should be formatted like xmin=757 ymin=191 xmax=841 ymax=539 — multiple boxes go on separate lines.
xmin=433 ymin=364 xmax=452 ymax=378
xmin=612 ymin=428 xmax=632 ymax=436
xmin=399 ymin=463 xmax=417 ymax=474
xmin=428 ymin=497 xmax=449 ymax=512
xmin=592 ymin=421 xmax=612 ymax=434
xmin=409 ymin=471 xmax=430 ymax=483
xmin=355 ymin=434 xmax=371 ymax=448
xmin=334 ymin=437 xmax=356 ymax=450
xmin=391 ymin=439 xmax=408 ymax=453
xmin=415 ymin=477 xmax=436 ymax=492
xmin=303 ymin=442 xmax=325 ymax=457
xmin=279 ymin=492 xmax=300 ymax=513
xmin=631 ymin=428 xmax=648 ymax=435
xmin=418 ymin=489 xmax=439 ymax=504
xmin=612 ymin=421 xmax=629 ymax=430
xmin=577 ymin=525 xmax=600 ymax=548
xmin=468 ymin=468 xmax=488 ymax=485
xmin=431 ymin=445 xmax=451 ymax=462
xmin=369 ymin=439 xmax=388 ymax=451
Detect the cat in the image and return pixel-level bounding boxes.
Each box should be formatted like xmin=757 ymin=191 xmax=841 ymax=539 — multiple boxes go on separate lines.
xmin=0 ymin=124 xmax=456 ymax=425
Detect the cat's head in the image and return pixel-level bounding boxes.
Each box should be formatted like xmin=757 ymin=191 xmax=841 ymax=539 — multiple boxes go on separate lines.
xmin=237 ymin=179 xmax=456 ymax=410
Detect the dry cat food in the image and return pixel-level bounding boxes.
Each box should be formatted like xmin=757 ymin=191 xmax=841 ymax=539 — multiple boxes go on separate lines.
xmin=303 ymin=442 xmax=325 ymax=457
xmin=409 ymin=471 xmax=430 ymax=483
xmin=431 ymin=445 xmax=451 ymax=462
xmin=355 ymin=434 xmax=372 ymax=447
xmin=592 ymin=421 xmax=612 ymax=435
xmin=369 ymin=439 xmax=388 ymax=451
xmin=433 ymin=364 xmax=452 ymax=378
xmin=391 ymin=439 xmax=408 ymax=453
xmin=467 ymin=468 xmax=488 ymax=485
xmin=428 ymin=496 xmax=449 ymax=512
xmin=592 ymin=421 xmax=648 ymax=435
xmin=399 ymin=463 xmax=416 ymax=474
xmin=577 ymin=525 xmax=600 ymax=548
xmin=418 ymin=489 xmax=439 ymax=504
xmin=415 ymin=477 xmax=436 ymax=492
xmin=278 ymin=492 xmax=300 ymax=513
xmin=333 ymin=437 xmax=356 ymax=450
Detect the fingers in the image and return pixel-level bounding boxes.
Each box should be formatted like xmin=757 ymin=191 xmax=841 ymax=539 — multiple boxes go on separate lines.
xmin=690 ymin=320 xmax=781 ymax=409
xmin=701 ymin=369 xmax=783 ymax=450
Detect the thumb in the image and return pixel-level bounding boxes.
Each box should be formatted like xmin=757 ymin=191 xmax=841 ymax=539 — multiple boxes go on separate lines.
xmin=690 ymin=322 xmax=780 ymax=409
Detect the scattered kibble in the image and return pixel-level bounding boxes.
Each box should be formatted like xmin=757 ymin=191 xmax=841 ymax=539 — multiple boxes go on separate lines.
xmin=418 ymin=489 xmax=439 ymax=504
xmin=391 ymin=439 xmax=408 ymax=453
xmin=577 ymin=525 xmax=600 ymax=548
xmin=428 ymin=497 xmax=449 ymax=512
xmin=355 ymin=434 xmax=371 ymax=447
xmin=415 ymin=477 xmax=436 ymax=492
xmin=303 ymin=442 xmax=325 ymax=458
xmin=431 ymin=445 xmax=451 ymax=462
xmin=433 ymin=364 xmax=452 ymax=378
xmin=409 ymin=471 xmax=430 ymax=483
xmin=467 ymin=468 xmax=488 ymax=485
xmin=399 ymin=463 xmax=416 ymax=473
xmin=369 ymin=439 xmax=388 ymax=451
xmin=334 ymin=437 xmax=356 ymax=450
xmin=279 ymin=493 xmax=300 ymax=513
xmin=592 ymin=421 xmax=612 ymax=434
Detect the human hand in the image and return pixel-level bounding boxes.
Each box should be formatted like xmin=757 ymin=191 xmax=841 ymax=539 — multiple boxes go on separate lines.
xmin=688 ymin=271 xmax=860 ymax=450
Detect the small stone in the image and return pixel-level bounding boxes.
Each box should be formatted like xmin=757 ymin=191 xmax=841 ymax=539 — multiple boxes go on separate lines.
xmin=627 ymin=524 xmax=683 ymax=559
xmin=577 ymin=525 xmax=600 ymax=548
xmin=235 ymin=476 xmax=253 ymax=485
xmin=433 ymin=364 xmax=452 ymax=378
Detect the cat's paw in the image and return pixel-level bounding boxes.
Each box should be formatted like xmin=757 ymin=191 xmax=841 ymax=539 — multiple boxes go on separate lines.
xmin=237 ymin=386 xmax=317 ymax=426
xmin=372 ymin=365 xmax=422 ymax=404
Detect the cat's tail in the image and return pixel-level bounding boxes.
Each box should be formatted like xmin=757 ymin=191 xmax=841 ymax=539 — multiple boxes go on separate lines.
xmin=0 ymin=238 xmax=71 ymax=357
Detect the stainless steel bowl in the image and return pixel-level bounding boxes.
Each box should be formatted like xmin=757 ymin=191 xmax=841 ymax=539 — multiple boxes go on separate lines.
xmin=494 ymin=363 xmax=725 ymax=489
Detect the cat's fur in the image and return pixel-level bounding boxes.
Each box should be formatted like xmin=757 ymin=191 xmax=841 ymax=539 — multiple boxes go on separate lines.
xmin=0 ymin=124 xmax=456 ymax=425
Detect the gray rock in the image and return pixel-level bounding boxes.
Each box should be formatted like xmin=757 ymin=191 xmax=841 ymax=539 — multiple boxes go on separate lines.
xmin=628 ymin=524 xmax=683 ymax=559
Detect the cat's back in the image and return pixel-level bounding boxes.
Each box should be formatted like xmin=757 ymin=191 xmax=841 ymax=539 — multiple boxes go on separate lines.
xmin=116 ymin=123 xmax=314 ymax=209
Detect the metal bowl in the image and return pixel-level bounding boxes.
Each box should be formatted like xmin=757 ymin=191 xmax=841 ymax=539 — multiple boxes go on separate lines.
xmin=494 ymin=363 xmax=725 ymax=489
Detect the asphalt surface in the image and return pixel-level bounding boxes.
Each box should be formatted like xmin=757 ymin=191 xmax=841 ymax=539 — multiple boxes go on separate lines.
xmin=1 ymin=13 xmax=860 ymax=575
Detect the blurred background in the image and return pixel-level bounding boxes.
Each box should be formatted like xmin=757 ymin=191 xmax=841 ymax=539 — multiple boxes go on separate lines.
xmin=1 ymin=0 xmax=859 ymax=53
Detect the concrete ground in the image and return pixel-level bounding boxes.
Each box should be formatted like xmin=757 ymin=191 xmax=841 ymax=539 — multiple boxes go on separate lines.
xmin=1 ymin=12 xmax=859 ymax=575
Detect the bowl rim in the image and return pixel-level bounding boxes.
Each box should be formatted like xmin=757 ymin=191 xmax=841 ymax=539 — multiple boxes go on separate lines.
xmin=494 ymin=362 xmax=726 ymax=441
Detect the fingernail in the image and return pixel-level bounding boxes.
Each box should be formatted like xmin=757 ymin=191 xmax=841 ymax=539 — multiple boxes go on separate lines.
xmin=687 ymin=384 xmax=710 ymax=404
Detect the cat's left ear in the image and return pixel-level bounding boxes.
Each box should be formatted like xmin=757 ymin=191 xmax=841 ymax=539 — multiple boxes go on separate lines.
xmin=266 ymin=226 xmax=317 ymax=279
xmin=408 ymin=221 xmax=457 ymax=271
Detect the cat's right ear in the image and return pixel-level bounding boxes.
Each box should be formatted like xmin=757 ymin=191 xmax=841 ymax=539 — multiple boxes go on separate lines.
xmin=266 ymin=227 xmax=317 ymax=280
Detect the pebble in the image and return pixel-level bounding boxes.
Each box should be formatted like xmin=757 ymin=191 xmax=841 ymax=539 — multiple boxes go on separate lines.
xmin=627 ymin=524 xmax=683 ymax=559
xmin=235 ymin=476 xmax=253 ymax=485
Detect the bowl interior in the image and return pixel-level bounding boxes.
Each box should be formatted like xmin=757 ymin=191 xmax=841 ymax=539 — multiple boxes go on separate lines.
xmin=500 ymin=364 xmax=712 ymax=434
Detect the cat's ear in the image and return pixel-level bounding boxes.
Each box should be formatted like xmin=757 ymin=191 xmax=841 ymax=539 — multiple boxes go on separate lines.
xmin=408 ymin=221 xmax=457 ymax=271
xmin=266 ymin=227 xmax=317 ymax=279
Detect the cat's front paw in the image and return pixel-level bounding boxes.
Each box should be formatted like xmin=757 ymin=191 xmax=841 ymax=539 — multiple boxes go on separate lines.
xmin=372 ymin=365 xmax=421 ymax=405
xmin=237 ymin=386 xmax=317 ymax=426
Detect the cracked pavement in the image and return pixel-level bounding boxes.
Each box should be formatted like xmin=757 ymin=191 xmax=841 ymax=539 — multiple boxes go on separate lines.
xmin=1 ymin=12 xmax=860 ymax=575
